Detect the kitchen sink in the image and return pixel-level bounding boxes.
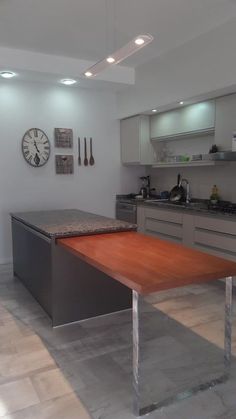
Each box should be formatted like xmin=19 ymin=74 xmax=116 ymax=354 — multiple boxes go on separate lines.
xmin=145 ymin=200 xmax=208 ymax=210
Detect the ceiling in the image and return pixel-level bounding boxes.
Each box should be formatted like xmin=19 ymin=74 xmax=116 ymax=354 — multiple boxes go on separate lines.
xmin=1 ymin=0 xmax=236 ymax=68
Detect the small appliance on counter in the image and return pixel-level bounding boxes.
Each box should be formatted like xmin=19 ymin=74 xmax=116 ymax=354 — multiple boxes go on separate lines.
xmin=139 ymin=176 xmax=150 ymax=199
xmin=116 ymin=176 xmax=159 ymax=222
xmin=138 ymin=175 xmax=157 ymax=199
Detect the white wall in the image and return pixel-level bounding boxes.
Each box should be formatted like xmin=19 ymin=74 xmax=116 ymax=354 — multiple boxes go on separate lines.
xmin=0 ymin=80 xmax=143 ymax=263
xmin=117 ymin=18 xmax=236 ymax=118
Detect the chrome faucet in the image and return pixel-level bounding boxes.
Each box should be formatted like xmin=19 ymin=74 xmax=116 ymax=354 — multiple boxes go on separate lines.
xmin=181 ymin=178 xmax=190 ymax=203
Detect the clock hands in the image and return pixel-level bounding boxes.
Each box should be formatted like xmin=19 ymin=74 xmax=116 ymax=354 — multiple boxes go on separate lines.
xmin=34 ymin=140 xmax=40 ymax=153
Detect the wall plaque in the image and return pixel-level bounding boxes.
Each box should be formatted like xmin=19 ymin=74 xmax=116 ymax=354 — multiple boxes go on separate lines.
xmin=55 ymin=128 xmax=73 ymax=148
xmin=55 ymin=155 xmax=74 ymax=174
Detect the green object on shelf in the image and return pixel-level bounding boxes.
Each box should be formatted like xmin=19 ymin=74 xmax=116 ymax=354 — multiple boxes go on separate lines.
xmin=180 ymin=155 xmax=190 ymax=162
xmin=210 ymin=185 xmax=220 ymax=203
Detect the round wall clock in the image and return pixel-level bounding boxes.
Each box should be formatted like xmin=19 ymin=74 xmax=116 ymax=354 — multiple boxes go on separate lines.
xmin=22 ymin=128 xmax=51 ymax=167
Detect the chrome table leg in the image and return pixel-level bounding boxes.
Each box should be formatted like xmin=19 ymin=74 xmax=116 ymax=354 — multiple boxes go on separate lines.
xmin=132 ymin=290 xmax=140 ymax=417
xmin=132 ymin=278 xmax=233 ymax=417
xmin=224 ymin=276 xmax=233 ymax=373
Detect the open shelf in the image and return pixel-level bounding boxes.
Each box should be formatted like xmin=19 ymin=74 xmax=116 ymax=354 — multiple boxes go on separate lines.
xmin=152 ymin=161 xmax=226 ymax=168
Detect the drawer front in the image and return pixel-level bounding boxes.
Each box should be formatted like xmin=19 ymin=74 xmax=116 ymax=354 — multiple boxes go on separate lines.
xmin=195 ymin=243 xmax=236 ymax=263
xmin=194 ymin=229 xmax=236 ymax=253
xmin=195 ymin=215 xmax=236 ymax=235
xmin=146 ymin=218 xmax=182 ymax=239
xmin=144 ymin=207 xmax=183 ymax=224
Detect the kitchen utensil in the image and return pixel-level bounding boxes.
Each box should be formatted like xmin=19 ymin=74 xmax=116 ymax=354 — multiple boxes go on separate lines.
xmin=78 ymin=137 xmax=81 ymax=166
xmin=170 ymin=174 xmax=185 ymax=202
xmin=139 ymin=176 xmax=148 ymax=199
xmin=84 ymin=137 xmax=88 ymax=166
xmin=89 ymin=137 xmax=95 ymax=166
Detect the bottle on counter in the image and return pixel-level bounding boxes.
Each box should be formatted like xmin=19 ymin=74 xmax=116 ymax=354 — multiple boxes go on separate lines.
xmin=232 ymin=132 xmax=236 ymax=151
xmin=210 ymin=185 xmax=220 ymax=204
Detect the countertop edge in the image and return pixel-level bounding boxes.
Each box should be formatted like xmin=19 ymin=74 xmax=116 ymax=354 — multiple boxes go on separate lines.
xmin=11 ymin=213 xmax=137 ymax=239
xmin=138 ymin=202 xmax=236 ymax=221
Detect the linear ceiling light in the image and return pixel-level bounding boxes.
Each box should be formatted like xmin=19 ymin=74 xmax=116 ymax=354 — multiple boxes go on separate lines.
xmin=83 ymin=34 xmax=153 ymax=78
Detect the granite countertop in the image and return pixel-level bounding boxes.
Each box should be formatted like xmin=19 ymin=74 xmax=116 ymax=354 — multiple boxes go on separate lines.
xmin=11 ymin=209 xmax=137 ymax=238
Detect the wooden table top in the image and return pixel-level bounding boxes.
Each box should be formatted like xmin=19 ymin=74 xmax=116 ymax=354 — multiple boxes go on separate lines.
xmin=58 ymin=232 xmax=236 ymax=295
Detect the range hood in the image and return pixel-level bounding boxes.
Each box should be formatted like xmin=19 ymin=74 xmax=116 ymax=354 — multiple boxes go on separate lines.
xmin=208 ymin=151 xmax=236 ymax=161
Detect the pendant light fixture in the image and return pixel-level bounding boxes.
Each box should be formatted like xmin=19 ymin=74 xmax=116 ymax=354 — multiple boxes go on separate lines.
xmin=83 ymin=34 xmax=153 ymax=78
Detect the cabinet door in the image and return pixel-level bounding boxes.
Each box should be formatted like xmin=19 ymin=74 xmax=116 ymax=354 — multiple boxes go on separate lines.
xmin=140 ymin=116 xmax=155 ymax=164
xmin=151 ymin=101 xmax=215 ymax=139
xmin=120 ymin=116 xmax=140 ymax=164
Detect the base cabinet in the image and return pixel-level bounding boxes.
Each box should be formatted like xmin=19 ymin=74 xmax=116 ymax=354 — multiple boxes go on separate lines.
xmin=138 ymin=206 xmax=236 ymax=263
xmin=138 ymin=206 xmax=183 ymax=243
xmin=193 ymin=215 xmax=236 ymax=262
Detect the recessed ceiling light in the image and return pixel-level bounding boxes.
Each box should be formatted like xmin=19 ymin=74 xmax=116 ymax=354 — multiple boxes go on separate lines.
xmin=179 ymin=101 xmax=184 ymax=105
xmin=0 ymin=71 xmax=16 ymax=79
xmin=82 ymin=34 xmax=153 ymax=78
xmin=106 ymin=57 xmax=115 ymax=64
xmin=84 ymin=71 xmax=93 ymax=77
xmin=152 ymin=109 xmax=157 ymax=113
xmin=134 ymin=37 xmax=145 ymax=45
xmin=60 ymin=78 xmax=77 ymax=85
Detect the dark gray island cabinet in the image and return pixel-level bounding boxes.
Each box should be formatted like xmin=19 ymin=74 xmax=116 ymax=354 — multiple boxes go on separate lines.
xmin=11 ymin=209 xmax=136 ymax=326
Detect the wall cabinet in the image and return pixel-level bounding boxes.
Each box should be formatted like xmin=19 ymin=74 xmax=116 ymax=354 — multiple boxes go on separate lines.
xmin=120 ymin=115 xmax=155 ymax=165
xmin=138 ymin=205 xmax=236 ymax=263
xmin=150 ymin=101 xmax=215 ymax=140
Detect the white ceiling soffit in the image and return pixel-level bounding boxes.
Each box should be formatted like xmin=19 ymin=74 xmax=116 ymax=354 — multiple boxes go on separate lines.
xmin=0 ymin=47 xmax=135 ymax=86
xmin=83 ymin=34 xmax=153 ymax=77
xmin=0 ymin=0 xmax=236 ymax=68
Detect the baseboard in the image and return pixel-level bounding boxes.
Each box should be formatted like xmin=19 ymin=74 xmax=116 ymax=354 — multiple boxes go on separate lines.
xmin=0 ymin=258 xmax=13 ymax=265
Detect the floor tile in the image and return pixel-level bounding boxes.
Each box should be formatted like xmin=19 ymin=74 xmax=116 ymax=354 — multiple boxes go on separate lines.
xmin=1 ymin=265 xmax=236 ymax=419
xmin=31 ymin=368 xmax=73 ymax=402
xmin=0 ymin=377 xmax=39 ymax=417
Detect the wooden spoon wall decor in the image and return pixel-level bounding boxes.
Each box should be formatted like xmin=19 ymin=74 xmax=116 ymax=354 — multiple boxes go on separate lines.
xmin=89 ymin=137 xmax=95 ymax=166
xmin=78 ymin=137 xmax=81 ymax=166
xmin=77 ymin=136 xmax=95 ymax=166
xmin=84 ymin=137 xmax=88 ymax=166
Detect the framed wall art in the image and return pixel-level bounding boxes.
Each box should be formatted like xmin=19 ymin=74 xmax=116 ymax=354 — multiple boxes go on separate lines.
xmin=54 ymin=128 xmax=73 ymax=148
xmin=55 ymin=155 xmax=74 ymax=174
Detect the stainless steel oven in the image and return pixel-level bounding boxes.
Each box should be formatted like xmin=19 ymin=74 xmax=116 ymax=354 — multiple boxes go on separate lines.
xmin=116 ymin=201 xmax=137 ymax=224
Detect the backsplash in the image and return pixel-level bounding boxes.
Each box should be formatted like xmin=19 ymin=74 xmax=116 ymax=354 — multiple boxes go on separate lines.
xmin=149 ymin=162 xmax=236 ymax=202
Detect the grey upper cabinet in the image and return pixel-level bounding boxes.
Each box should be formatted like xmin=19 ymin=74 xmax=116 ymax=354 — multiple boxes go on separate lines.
xmin=150 ymin=100 xmax=215 ymax=140
xmin=120 ymin=115 xmax=155 ymax=165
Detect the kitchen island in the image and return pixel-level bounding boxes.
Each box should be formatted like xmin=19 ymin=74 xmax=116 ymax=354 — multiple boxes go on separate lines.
xmin=11 ymin=209 xmax=136 ymax=326
xmin=11 ymin=210 xmax=236 ymax=416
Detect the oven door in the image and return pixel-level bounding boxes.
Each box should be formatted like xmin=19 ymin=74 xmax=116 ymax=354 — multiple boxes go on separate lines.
xmin=116 ymin=202 xmax=137 ymax=223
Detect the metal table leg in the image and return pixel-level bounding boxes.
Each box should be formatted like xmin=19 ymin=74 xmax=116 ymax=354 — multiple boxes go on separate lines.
xmin=132 ymin=277 xmax=233 ymax=417
xmin=133 ymin=290 xmax=140 ymax=417
xmin=225 ymin=276 xmax=233 ymax=373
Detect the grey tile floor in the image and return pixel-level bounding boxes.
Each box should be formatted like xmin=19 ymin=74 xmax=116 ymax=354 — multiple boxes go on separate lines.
xmin=0 ymin=264 xmax=236 ymax=418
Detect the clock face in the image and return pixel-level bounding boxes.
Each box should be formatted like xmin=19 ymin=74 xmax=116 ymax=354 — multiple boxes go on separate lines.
xmin=22 ymin=128 xmax=51 ymax=167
